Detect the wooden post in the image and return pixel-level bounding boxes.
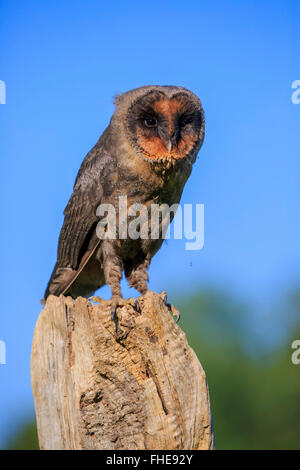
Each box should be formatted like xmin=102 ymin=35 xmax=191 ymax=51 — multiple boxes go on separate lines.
xmin=31 ymin=291 xmax=214 ymax=450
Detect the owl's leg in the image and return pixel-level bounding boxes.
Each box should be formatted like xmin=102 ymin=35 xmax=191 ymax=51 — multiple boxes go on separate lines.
xmin=101 ymin=241 xmax=123 ymax=327
xmin=125 ymin=256 xmax=150 ymax=296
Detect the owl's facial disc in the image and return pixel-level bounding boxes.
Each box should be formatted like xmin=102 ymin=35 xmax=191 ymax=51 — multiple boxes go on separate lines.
xmin=126 ymin=91 xmax=203 ymax=161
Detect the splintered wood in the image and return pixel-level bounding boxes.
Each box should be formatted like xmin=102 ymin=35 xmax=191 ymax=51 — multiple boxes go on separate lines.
xmin=31 ymin=291 xmax=214 ymax=450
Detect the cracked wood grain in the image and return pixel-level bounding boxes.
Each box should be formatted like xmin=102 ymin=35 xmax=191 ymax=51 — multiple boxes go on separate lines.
xmin=31 ymin=291 xmax=214 ymax=450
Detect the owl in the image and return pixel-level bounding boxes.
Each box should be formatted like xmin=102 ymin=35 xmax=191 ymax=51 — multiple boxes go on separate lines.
xmin=44 ymin=85 xmax=205 ymax=322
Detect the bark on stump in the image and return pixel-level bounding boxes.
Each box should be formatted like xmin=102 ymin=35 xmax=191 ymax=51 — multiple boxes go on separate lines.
xmin=31 ymin=291 xmax=214 ymax=450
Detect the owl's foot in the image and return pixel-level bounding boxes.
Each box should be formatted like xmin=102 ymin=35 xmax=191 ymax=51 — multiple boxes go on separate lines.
xmin=169 ymin=304 xmax=181 ymax=323
xmin=135 ymin=298 xmax=141 ymax=314
xmin=160 ymin=290 xmax=180 ymax=323
xmin=111 ymin=295 xmax=121 ymax=331
xmin=110 ymin=296 xmax=141 ymax=332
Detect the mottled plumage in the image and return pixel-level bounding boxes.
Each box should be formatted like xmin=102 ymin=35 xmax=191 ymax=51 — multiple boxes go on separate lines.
xmin=44 ymin=85 xmax=205 ymax=315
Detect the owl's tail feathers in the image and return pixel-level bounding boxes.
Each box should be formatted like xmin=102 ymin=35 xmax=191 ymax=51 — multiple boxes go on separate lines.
xmin=41 ymin=264 xmax=76 ymax=305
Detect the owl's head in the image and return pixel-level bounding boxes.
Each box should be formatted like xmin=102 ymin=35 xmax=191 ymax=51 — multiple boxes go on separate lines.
xmin=114 ymin=86 xmax=205 ymax=163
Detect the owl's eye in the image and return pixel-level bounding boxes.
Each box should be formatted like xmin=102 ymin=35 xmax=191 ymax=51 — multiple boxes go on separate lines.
xmin=144 ymin=117 xmax=157 ymax=127
xmin=179 ymin=118 xmax=188 ymax=128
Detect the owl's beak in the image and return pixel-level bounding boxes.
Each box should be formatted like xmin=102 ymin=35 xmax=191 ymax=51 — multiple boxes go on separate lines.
xmin=159 ymin=128 xmax=177 ymax=153
xmin=165 ymin=140 xmax=172 ymax=153
xmin=161 ymin=135 xmax=176 ymax=153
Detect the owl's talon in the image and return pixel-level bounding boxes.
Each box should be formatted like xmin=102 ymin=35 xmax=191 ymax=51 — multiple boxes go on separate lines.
xmin=110 ymin=307 xmax=119 ymax=332
xmin=160 ymin=290 xmax=168 ymax=304
xmin=135 ymin=299 xmax=141 ymax=314
xmin=110 ymin=295 xmax=122 ymax=332
xmin=111 ymin=308 xmax=116 ymax=322
xmin=160 ymin=291 xmax=180 ymax=323
xmin=167 ymin=304 xmax=180 ymax=323
xmin=172 ymin=306 xmax=181 ymax=323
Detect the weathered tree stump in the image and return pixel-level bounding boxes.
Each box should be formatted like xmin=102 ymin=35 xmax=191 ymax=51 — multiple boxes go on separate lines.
xmin=31 ymin=291 xmax=214 ymax=450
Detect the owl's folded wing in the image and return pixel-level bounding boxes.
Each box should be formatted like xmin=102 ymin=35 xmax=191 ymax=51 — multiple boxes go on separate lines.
xmin=44 ymin=144 xmax=116 ymax=300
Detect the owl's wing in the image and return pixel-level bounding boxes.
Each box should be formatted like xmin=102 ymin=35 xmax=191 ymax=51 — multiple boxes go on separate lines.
xmin=58 ymin=179 xmax=100 ymax=269
xmin=44 ymin=139 xmax=116 ymax=299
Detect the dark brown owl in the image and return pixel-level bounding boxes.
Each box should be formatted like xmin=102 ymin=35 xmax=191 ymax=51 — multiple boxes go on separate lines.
xmin=44 ymin=85 xmax=205 ymax=321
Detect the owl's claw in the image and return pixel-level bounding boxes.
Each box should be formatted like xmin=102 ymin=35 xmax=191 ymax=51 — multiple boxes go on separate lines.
xmin=110 ymin=295 xmax=143 ymax=333
xmin=111 ymin=296 xmax=121 ymax=332
xmin=160 ymin=290 xmax=180 ymax=323
xmin=170 ymin=304 xmax=181 ymax=323
xmin=160 ymin=290 xmax=168 ymax=304
xmin=135 ymin=298 xmax=141 ymax=314
xmin=110 ymin=307 xmax=116 ymax=322
xmin=111 ymin=308 xmax=119 ymax=332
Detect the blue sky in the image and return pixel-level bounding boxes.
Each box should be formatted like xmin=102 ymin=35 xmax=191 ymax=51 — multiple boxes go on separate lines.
xmin=0 ymin=0 xmax=299 ymax=446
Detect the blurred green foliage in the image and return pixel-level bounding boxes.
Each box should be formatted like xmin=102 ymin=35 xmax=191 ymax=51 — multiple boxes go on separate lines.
xmin=6 ymin=421 xmax=39 ymax=450
xmin=178 ymin=288 xmax=300 ymax=450
xmin=6 ymin=288 xmax=300 ymax=450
